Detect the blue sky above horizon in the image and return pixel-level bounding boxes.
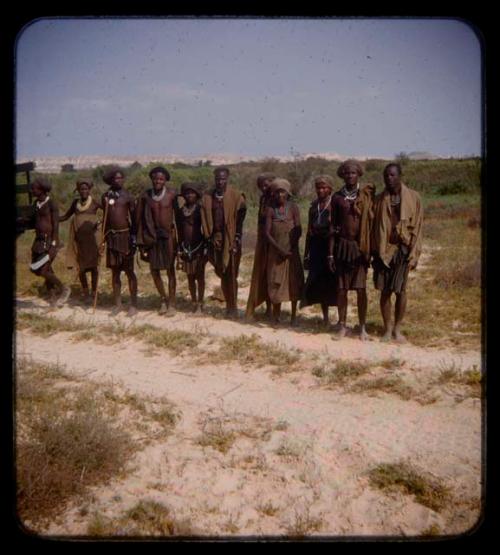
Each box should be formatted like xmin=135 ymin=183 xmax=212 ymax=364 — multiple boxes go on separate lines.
xmin=15 ymin=18 xmax=482 ymax=159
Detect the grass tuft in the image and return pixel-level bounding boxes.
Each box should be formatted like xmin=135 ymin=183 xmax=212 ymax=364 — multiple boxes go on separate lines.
xmin=368 ymin=462 xmax=451 ymax=512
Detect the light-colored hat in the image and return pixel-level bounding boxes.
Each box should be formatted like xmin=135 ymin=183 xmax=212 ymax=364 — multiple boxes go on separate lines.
xmin=270 ymin=178 xmax=291 ymax=194
xmin=313 ymin=175 xmax=334 ymax=189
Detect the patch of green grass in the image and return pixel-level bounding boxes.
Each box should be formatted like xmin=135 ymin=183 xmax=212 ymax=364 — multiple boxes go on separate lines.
xmin=368 ymin=462 xmax=451 ymax=512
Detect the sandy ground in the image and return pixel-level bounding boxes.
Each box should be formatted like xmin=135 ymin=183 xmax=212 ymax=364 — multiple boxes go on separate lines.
xmin=15 ymin=291 xmax=483 ymax=539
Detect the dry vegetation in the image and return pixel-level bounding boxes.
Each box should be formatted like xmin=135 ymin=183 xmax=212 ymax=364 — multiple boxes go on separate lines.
xmin=16 ymin=358 xmax=179 ymax=528
xmin=368 ymin=461 xmax=451 ymax=512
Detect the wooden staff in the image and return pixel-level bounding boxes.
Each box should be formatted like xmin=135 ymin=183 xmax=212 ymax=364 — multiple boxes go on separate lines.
xmin=93 ymin=196 xmax=110 ymax=313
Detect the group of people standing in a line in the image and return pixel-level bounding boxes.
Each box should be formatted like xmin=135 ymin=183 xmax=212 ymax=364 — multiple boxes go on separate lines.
xmin=19 ymin=159 xmax=423 ymax=342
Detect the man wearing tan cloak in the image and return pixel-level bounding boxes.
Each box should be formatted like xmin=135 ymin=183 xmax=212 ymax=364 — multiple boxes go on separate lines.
xmin=201 ymin=167 xmax=246 ymax=318
xmin=371 ymin=163 xmax=423 ymax=343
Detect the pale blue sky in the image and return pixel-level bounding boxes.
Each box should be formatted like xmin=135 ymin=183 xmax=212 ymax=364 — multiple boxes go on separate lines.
xmin=15 ymin=17 xmax=482 ymax=159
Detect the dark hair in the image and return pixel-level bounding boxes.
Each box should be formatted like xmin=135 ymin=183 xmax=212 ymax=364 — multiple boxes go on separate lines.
xmin=384 ymin=163 xmax=402 ymax=175
xmin=31 ymin=177 xmax=52 ymax=192
xmin=337 ymin=160 xmax=364 ymax=178
xmin=103 ymin=166 xmax=124 ymax=185
xmin=76 ymin=178 xmax=94 ymax=190
xmin=257 ymin=172 xmax=276 ymax=187
xmin=213 ymin=167 xmax=230 ymax=177
xmin=148 ymin=166 xmax=171 ymax=181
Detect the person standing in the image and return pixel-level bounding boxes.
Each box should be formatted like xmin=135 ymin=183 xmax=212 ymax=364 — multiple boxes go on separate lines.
xmin=174 ymin=182 xmax=207 ymax=313
xmin=245 ymin=172 xmax=275 ymax=320
xmin=25 ymin=177 xmax=70 ymax=308
xmin=101 ymin=167 xmax=138 ymax=317
xmin=328 ymin=160 xmax=375 ymax=340
xmin=265 ymin=178 xmax=304 ymax=326
xmin=136 ymin=166 xmax=177 ymax=315
xmin=59 ymin=178 xmax=102 ymax=303
xmin=371 ymin=163 xmax=423 ymax=343
xmin=201 ymin=167 xmax=246 ymax=318
xmin=301 ymin=175 xmax=337 ymax=326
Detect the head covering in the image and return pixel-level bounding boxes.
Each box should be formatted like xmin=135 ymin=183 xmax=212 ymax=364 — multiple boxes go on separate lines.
xmin=337 ymin=159 xmax=364 ymax=179
xmin=257 ymin=172 xmax=276 ymax=187
xmin=76 ymin=178 xmax=94 ymax=190
xmin=31 ymin=177 xmax=52 ymax=192
xmin=270 ymin=178 xmax=292 ymax=195
xmin=102 ymin=166 xmax=124 ymax=185
xmin=214 ymin=166 xmax=230 ymax=177
xmin=383 ymin=162 xmax=403 ymax=176
xmin=149 ymin=166 xmax=171 ymax=181
xmin=313 ymin=174 xmax=334 ymax=190
xmin=181 ymin=182 xmax=203 ymax=198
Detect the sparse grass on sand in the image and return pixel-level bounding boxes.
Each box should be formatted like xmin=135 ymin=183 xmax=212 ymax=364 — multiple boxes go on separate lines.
xmin=349 ymin=376 xmax=415 ymax=401
xmin=16 ymin=312 xmax=202 ymax=356
xmin=435 ymin=361 xmax=482 ymax=398
xmin=212 ymin=333 xmax=301 ymax=369
xmin=285 ymin=506 xmax=324 ymax=537
xmin=16 ymin=358 xmax=135 ymax=526
xmin=312 ymin=359 xmax=372 ymax=385
xmin=368 ymin=461 xmax=451 ymax=512
xmin=196 ymin=411 xmax=278 ymax=454
xmin=87 ymin=500 xmax=194 ymax=537
xmin=16 ymin=358 xmax=179 ymax=528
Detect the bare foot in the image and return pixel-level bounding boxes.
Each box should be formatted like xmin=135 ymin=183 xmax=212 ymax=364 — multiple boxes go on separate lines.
xmin=110 ymin=304 xmax=122 ymax=317
xmin=359 ymin=328 xmax=371 ymax=341
xmin=127 ymin=306 xmax=138 ymax=318
xmin=336 ymin=325 xmax=347 ymax=338
xmin=165 ymin=306 xmax=176 ymax=317
xmin=158 ymin=301 xmax=168 ymax=315
xmin=380 ymin=330 xmax=393 ymax=342
xmin=194 ymin=303 xmax=203 ymax=314
xmin=331 ymin=321 xmax=343 ymax=332
xmin=393 ymin=330 xmax=407 ymax=343
xmin=56 ymin=286 xmax=71 ymax=307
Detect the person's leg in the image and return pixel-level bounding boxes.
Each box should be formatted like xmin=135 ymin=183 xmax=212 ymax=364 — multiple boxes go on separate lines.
xmin=90 ymin=268 xmax=98 ymax=297
xmin=336 ymin=289 xmax=348 ymax=337
xmin=110 ymin=268 xmax=123 ymax=315
xmin=357 ymin=289 xmax=369 ymax=340
xmin=272 ymin=303 xmax=281 ymax=324
xmin=79 ymin=270 xmax=89 ymax=297
xmin=393 ymin=291 xmax=408 ymax=343
xmin=380 ymin=290 xmax=393 ymax=341
xmin=291 ymin=300 xmax=298 ymax=326
xmin=196 ymin=261 xmax=206 ymax=312
xmin=166 ymin=266 xmax=177 ymax=313
xmin=187 ymin=274 xmax=197 ymax=305
xmin=151 ymin=269 xmax=168 ymax=313
xmin=321 ymin=302 xmax=329 ymax=326
xmin=41 ymin=264 xmax=69 ymax=307
xmin=125 ymin=267 xmax=138 ymax=316
xmin=265 ymin=299 xmax=272 ymax=319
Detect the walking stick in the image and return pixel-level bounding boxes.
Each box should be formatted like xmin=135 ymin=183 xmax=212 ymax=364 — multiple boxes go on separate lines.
xmin=93 ymin=196 xmax=110 ymax=313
